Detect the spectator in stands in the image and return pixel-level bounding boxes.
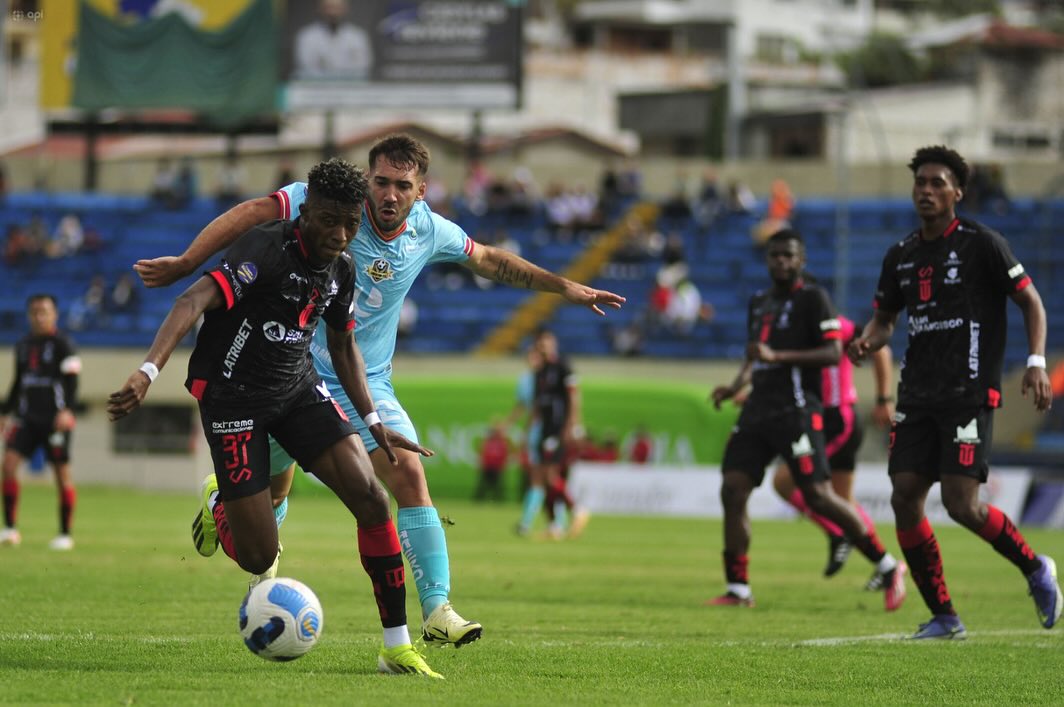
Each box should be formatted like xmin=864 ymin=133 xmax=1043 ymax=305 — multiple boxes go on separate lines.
xmin=660 ymin=172 xmax=693 ymax=222
xmin=26 ymin=214 xmax=47 ymax=256
xmin=662 ymin=276 xmax=713 ymax=335
xmin=599 ymin=161 xmax=623 ymax=217
xmin=474 ymin=422 xmax=509 ymax=502
xmin=965 ymin=163 xmax=1011 ymax=215
xmin=150 ymin=158 xmax=179 ymax=207
xmin=3 ymin=224 xmax=34 ymax=266
xmin=607 ymin=215 xmax=664 ymax=279
xmin=509 ymin=166 xmax=538 ymax=219
xmin=45 ymin=213 xmax=83 ymax=258
xmin=215 ymin=155 xmax=246 ymax=207
xmin=108 ymin=273 xmax=140 ymax=315
xmin=629 ymin=425 xmax=653 ymax=463
xmin=609 ymin=321 xmax=644 ymax=357
xmin=696 ymin=167 xmax=723 ymax=232
xmin=67 ymin=275 xmax=107 ymax=331
xmin=617 ymin=159 xmax=643 ymax=199
xmin=726 ymin=180 xmax=756 ymax=215
xmin=173 ymin=157 xmax=198 ymax=209
xmin=752 ymin=178 xmax=795 ymax=246
xmin=462 ymin=160 xmax=492 ymax=216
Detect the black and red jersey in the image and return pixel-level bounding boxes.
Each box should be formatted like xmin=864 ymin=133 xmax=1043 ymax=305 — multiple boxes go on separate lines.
xmin=2 ymin=330 xmax=80 ymax=424
xmin=186 ymin=219 xmax=355 ymax=405
xmin=741 ymin=280 xmax=841 ymax=422
xmin=873 ymin=217 xmax=1030 ymax=409
xmin=535 ymin=357 xmax=576 ymax=431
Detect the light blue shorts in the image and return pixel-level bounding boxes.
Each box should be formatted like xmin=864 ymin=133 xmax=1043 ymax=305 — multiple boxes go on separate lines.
xmin=268 ymin=376 xmax=417 ymax=475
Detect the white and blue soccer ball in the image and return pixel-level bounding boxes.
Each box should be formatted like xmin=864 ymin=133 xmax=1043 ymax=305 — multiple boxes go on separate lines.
xmin=239 ymin=577 xmax=324 ymax=661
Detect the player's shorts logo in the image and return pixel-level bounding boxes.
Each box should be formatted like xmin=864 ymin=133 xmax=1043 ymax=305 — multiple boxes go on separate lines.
xmin=236 ymin=262 xmax=258 ymax=285
xmin=366 ymin=258 xmax=395 ymax=283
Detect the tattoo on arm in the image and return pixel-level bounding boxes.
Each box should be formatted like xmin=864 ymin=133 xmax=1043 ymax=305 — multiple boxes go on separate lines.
xmin=493 ymin=257 xmax=535 ymax=289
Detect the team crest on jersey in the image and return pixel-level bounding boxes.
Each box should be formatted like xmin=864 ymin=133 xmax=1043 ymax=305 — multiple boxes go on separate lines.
xmin=366 ymin=258 xmax=395 ymax=283
xmin=236 ymin=262 xmax=258 ymax=285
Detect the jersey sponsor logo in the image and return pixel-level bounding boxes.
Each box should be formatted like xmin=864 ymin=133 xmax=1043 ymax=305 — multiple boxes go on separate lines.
xmin=211 ymin=419 xmax=254 ymax=433
xmin=1008 ymin=263 xmax=1025 ymax=279
xmin=314 ymin=381 xmax=333 ymax=400
xmin=366 ymin=258 xmax=395 ymax=283
xmin=790 ymin=433 xmax=813 ymax=458
xmin=944 ymin=267 xmax=961 ymax=284
xmin=968 ymin=321 xmax=980 ymax=379
xmin=958 ymin=443 xmax=976 ymax=467
xmin=819 ymin=318 xmax=841 ymax=332
xmin=908 ymin=315 xmax=964 ymax=336
xmin=263 ymin=321 xmax=287 ymax=342
xmin=299 ymin=287 xmax=322 ymax=328
xmin=222 ymin=318 xmax=254 ymax=379
xmin=289 ymin=272 xmax=308 ymax=285
xmin=918 ymin=266 xmax=933 ymax=302
xmin=236 ymin=262 xmax=258 ymax=285
xmin=946 ymin=251 xmax=962 ymax=266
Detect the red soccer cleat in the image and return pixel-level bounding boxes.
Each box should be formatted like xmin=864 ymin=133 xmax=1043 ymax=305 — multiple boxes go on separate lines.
xmin=705 ymin=591 xmax=755 ymax=607
xmin=884 ymin=561 xmax=908 ymax=611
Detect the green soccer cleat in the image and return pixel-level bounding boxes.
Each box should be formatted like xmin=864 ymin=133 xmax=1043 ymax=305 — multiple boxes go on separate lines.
xmin=248 ymin=545 xmax=282 ymax=590
xmin=377 ymin=644 xmax=444 ymax=679
xmin=191 ymin=474 xmax=219 ymax=557
xmin=422 ymin=602 xmax=483 ymax=647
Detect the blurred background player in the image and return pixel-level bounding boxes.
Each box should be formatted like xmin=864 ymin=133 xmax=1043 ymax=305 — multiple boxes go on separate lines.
xmin=770 ymin=315 xmax=894 ymax=582
xmin=107 ymin=158 xmax=441 ymax=677
xmin=1 ymin=294 xmax=81 ymax=550
xmin=709 ymin=229 xmax=906 ymax=610
xmin=849 ymin=145 xmax=1061 ymax=639
xmin=515 ymin=327 xmax=591 ymax=539
xmin=134 ymin=132 xmax=625 ymax=647
xmin=474 ymin=421 xmax=509 ymax=502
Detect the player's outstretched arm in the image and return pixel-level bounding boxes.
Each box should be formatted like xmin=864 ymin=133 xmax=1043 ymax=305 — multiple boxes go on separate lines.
xmin=107 ymin=277 xmax=222 ymax=420
xmin=464 ymin=243 xmax=625 ymax=316
xmin=1012 ymin=284 xmax=1052 ymax=412
xmin=710 ymin=359 xmax=753 ymax=410
xmin=134 ymin=197 xmax=278 ymax=288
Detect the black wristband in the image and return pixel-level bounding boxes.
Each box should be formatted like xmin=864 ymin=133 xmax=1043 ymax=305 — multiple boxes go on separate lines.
xmin=875 ymin=395 xmax=894 ymax=405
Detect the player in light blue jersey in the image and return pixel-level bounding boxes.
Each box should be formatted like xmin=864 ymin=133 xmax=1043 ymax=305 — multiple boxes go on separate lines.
xmin=135 ymin=133 xmax=627 ymax=648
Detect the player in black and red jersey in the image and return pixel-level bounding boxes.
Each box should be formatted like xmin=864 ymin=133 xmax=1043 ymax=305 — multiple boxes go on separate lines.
xmin=1 ymin=294 xmax=81 ymax=550
xmin=709 ymin=229 xmax=906 ymax=610
xmin=849 ymin=145 xmax=1061 ymax=639
xmin=107 ymin=158 xmax=442 ymax=677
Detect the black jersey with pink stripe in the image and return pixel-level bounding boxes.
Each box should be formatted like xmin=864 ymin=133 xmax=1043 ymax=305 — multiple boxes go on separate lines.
xmin=873 ymin=218 xmax=1031 ymax=409
xmin=185 ymin=219 xmax=355 ymax=405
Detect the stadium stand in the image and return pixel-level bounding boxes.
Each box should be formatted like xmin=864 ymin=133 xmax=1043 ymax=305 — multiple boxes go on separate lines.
xmin=1 ymin=192 xmax=1061 ymax=372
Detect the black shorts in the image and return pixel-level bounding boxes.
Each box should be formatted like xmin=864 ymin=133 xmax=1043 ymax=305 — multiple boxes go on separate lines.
xmin=722 ymin=408 xmax=830 ymax=486
xmin=887 ymin=405 xmax=993 ymax=482
xmin=824 ymin=405 xmax=864 ymax=472
xmin=538 ymin=429 xmax=567 ymax=466
xmin=199 ymin=381 xmax=355 ymax=501
xmin=4 ymin=417 xmax=71 ymax=465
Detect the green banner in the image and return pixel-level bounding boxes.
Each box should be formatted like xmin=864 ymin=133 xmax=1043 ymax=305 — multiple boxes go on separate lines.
xmin=73 ymin=0 xmax=277 ymax=123
xmin=292 ymin=376 xmax=739 ymax=501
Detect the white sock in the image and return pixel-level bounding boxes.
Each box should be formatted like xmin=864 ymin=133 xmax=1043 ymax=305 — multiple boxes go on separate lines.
xmin=726 ymin=582 xmax=752 ymax=599
xmin=876 ymin=553 xmax=898 ymax=574
xmin=382 ymin=625 xmax=411 ymax=649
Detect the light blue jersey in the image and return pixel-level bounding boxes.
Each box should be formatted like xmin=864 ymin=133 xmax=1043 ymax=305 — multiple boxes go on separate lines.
xmin=271 ymin=182 xmax=473 ymax=456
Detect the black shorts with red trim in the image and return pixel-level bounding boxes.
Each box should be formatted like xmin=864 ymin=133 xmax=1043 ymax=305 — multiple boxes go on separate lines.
xmin=4 ymin=417 xmax=72 ymax=464
xmin=722 ymin=408 xmax=831 ymax=486
xmin=198 ymin=379 xmax=355 ymax=501
xmin=887 ymin=405 xmax=993 ymax=482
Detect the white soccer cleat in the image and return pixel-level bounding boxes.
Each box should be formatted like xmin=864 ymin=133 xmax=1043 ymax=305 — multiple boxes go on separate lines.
xmin=48 ymin=534 xmax=74 ymax=551
xmin=421 ymin=602 xmax=483 ymax=647
xmin=0 ymin=527 xmax=22 ymax=546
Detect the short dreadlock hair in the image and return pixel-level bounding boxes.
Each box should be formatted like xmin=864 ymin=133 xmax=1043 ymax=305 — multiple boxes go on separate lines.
xmin=908 ymin=145 xmax=969 ymax=189
xmin=306 ymin=158 xmax=369 ymax=205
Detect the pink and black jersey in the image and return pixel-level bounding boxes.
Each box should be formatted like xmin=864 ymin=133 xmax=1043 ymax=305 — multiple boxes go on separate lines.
xmin=821 ymin=315 xmax=858 ymax=409
xmin=186 ymin=219 xmax=355 ymax=405
xmin=741 ymin=280 xmax=841 ymax=422
xmin=873 ymin=217 xmax=1030 ymax=409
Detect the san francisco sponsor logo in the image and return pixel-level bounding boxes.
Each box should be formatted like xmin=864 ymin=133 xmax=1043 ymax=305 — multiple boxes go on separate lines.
xmin=908 ymin=315 xmax=964 ymax=336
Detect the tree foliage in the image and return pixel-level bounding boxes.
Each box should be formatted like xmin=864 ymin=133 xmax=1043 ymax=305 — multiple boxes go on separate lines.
xmin=837 ymin=33 xmax=925 ymax=88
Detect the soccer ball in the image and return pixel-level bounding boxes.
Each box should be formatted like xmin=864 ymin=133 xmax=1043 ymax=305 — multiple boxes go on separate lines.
xmin=238 ymin=577 xmax=324 ymax=661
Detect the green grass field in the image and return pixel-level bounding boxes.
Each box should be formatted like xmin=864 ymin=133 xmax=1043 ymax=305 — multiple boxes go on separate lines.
xmin=2 ymin=483 xmax=1062 ymax=706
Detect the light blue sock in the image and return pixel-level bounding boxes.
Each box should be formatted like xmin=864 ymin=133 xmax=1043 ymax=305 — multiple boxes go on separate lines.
xmin=397 ymin=506 xmax=450 ymax=618
xmin=552 ymin=500 xmax=569 ymax=531
xmin=518 ymin=486 xmax=546 ymax=532
xmin=273 ymin=497 xmax=288 ymax=529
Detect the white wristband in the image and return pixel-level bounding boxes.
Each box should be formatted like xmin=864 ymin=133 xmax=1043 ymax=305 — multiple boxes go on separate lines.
xmin=139 ymin=362 xmax=159 ymax=382
xmin=363 ymin=411 xmax=381 ymax=427
xmin=1027 ymin=354 xmax=1047 ymax=369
